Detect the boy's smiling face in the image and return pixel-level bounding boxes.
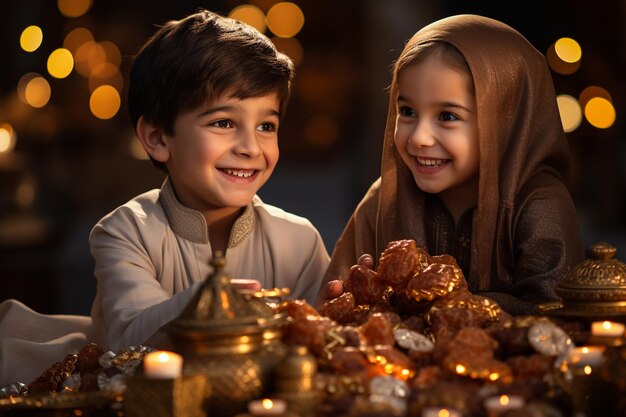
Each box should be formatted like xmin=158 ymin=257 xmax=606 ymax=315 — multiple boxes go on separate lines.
xmin=394 ymin=54 xmax=479 ymax=204
xmin=157 ymin=92 xmax=280 ymax=213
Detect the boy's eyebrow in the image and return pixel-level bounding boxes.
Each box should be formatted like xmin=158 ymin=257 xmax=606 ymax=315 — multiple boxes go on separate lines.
xmin=196 ymin=105 xmax=280 ymax=118
xmin=397 ymin=95 xmax=473 ymax=113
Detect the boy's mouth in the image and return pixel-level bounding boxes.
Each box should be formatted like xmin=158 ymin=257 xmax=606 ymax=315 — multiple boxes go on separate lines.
xmin=416 ymin=158 xmax=449 ymax=167
xmin=219 ymin=168 xmax=257 ymax=178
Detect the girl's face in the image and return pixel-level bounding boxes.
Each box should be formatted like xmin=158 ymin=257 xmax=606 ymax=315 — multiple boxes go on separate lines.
xmin=394 ymin=53 xmax=479 ymax=203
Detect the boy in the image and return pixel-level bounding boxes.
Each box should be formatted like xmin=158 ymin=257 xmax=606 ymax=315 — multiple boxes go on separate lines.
xmin=89 ymin=10 xmax=329 ymax=352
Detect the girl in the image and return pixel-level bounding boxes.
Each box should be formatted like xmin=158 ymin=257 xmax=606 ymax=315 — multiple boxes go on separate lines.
xmin=321 ymin=15 xmax=584 ymax=315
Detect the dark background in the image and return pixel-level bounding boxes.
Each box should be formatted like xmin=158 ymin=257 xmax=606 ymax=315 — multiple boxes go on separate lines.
xmin=1 ymin=0 xmax=624 ymax=315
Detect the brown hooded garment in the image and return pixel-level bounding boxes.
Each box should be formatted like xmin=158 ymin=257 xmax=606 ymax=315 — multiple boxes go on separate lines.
xmin=322 ymin=15 xmax=584 ymax=315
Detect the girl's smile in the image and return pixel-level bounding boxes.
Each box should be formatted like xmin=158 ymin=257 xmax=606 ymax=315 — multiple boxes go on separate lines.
xmin=413 ymin=157 xmax=451 ymax=174
xmin=394 ymin=51 xmax=479 ymax=221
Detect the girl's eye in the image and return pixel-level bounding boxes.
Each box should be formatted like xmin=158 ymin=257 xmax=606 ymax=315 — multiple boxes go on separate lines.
xmin=211 ymin=119 xmax=232 ymax=128
xmin=399 ymin=106 xmax=415 ymax=117
xmin=439 ymin=112 xmax=459 ymax=122
xmin=257 ymin=122 xmax=277 ymax=132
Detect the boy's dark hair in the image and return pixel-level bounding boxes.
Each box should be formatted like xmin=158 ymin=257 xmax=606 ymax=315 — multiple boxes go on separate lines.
xmin=128 ymin=9 xmax=295 ymax=172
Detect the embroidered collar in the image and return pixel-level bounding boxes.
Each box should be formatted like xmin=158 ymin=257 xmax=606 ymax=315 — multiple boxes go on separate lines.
xmin=159 ymin=177 xmax=255 ymax=247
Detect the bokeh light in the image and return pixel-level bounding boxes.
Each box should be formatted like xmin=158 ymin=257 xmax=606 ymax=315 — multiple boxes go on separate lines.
xmin=266 ymin=2 xmax=304 ymax=38
xmin=556 ymin=94 xmax=582 ymax=133
xmin=88 ymin=63 xmax=123 ymax=92
xmin=100 ymin=41 xmax=122 ymax=68
xmin=63 ymin=27 xmax=94 ymax=53
xmin=0 ymin=124 xmax=17 ymax=154
xmin=20 ymin=26 xmax=43 ymax=52
xmin=584 ymin=97 xmax=616 ymax=129
xmin=554 ymin=37 xmax=582 ymax=63
xmin=74 ymin=41 xmax=107 ymax=77
xmin=579 ymin=86 xmax=612 ymax=108
xmin=58 ymin=0 xmax=92 ymax=18
xmin=90 ymin=85 xmax=121 ymax=119
xmin=24 ymin=76 xmax=51 ymax=108
xmin=17 ymin=73 xmax=38 ymax=104
xmin=229 ymin=5 xmax=266 ymax=33
xmin=271 ymin=36 xmax=304 ymax=66
xmin=249 ymin=0 xmax=278 ymax=11
xmin=546 ymin=43 xmax=580 ymax=75
xmin=47 ymin=48 xmax=74 ymax=78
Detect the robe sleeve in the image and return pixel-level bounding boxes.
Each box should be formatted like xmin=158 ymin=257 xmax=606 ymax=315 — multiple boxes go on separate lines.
xmin=480 ymin=178 xmax=584 ymax=315
xmin=89 ymin=208 xmax=200 ymax=352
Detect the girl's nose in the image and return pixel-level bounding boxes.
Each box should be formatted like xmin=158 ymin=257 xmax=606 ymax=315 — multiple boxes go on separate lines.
xmin=408 ymin=121 xmax=436 ymax=150
xmin=234 ymin=128 xmax=262 ymax=158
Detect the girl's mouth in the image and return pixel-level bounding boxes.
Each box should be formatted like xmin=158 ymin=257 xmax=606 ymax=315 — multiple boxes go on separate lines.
xmin=416 ymin=158 xmax=449 ymax=167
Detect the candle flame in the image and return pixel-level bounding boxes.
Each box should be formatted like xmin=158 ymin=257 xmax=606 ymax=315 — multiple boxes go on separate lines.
xmin=584 ymin=366 xmax=592 ymax=375
xmin=438 ymin=409 xmax=450 ymax=417
xmin=455 ymin=364 xmax=466 ymax=374
xmin=262 ymin=399 xmax=273 ymax=409
xmin=500 ymin=395 xmax=510 ymax=406
xmin=582 ymin=347 xmax=589 ymax=354
xmin=602 ymin=321 xmax=612 ymax=330
xmin=488 ymin=372 xmax=500 ymax=381
xmin=157 ymin=352 xmax=170 ymax=363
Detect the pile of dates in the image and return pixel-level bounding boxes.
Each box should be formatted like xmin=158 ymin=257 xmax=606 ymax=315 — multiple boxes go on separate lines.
xmin=275 ymin=240 xmax=575 ymax=417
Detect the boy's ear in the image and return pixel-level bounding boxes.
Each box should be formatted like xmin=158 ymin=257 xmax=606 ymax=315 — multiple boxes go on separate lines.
xmin=136 ymin=116 xmax=170 ymax=163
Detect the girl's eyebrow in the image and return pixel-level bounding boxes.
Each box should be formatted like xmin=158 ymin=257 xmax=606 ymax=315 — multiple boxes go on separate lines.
xmin=397 ymin=95 xmax=473 ymax=113
xmin=441 ymin=101 xmax=473 ymax=113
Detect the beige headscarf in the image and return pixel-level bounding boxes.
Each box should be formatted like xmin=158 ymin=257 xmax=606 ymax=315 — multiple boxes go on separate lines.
xmin=325 ymin=15 xmax=581 ymax=295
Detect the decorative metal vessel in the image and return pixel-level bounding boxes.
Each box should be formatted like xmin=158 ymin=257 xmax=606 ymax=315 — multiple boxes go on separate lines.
xmin=541 ymin=242 xmax=626 ymax=319
xmin=167 ymin=252 xmax=287 ymax=417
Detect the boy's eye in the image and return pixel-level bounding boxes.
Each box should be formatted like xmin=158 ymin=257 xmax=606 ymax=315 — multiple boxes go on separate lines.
xmin=210 ymin=119 xmax=232 ymax=128
xmin=257 ymin=122 xmax=277 ymax=132
xmin=439 ymin=112 xmax=459 ymax=122
xmin=399 ymin=106 xmax=415 ymax=117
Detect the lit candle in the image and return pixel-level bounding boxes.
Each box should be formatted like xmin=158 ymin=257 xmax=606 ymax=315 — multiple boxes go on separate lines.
xmin=422 ymin=406 xmax=462 ymax=417
xmin=143 ymin=350 xmax=183 ymax=379
xmin=484 ymin=395 xmax=525 ymax=417
xmin=248 ymin=398 xmax=287 ymax=416
xmin=591 ymin=321 xmax=625 ymax=337
xmin=567 ymin=346 xmax=605 ymax=373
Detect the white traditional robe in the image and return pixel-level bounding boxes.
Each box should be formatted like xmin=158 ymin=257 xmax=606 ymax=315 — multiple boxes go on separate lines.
xmin=0 ymin=177 xmax=329 ymax=385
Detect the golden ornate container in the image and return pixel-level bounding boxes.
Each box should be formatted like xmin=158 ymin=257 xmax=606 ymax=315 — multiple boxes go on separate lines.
xmin=542 ymin=242 xmax=626 ymax=319
xmin=167 ymin=253 xmax=287 ymax=417
xmin=125 ymin=374 xmax=210 ymax=417
xmin=275 ymin=346 xmax=320 ymax=417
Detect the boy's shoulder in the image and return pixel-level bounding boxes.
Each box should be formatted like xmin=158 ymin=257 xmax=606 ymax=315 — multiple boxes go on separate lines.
xmin=251 ymin=195 xmax=315 ymax=229
xmin=250 ymin=195 xmax=325 ymax=251
xmin=94 ymin=187 xmax=166 ymax=230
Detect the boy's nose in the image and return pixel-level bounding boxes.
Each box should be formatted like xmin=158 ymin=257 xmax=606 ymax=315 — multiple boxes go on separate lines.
xmin=234 ymin=129 xmax=262 ymax=157
xmin=408 ymin=121 xmax=436 ymax=149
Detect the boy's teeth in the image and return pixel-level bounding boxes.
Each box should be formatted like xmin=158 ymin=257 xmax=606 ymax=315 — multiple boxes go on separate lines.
xmin=223 ymin=168 xmax=254 ymax=178
xmin=417 ymin=158 xmax=446 ymax=167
